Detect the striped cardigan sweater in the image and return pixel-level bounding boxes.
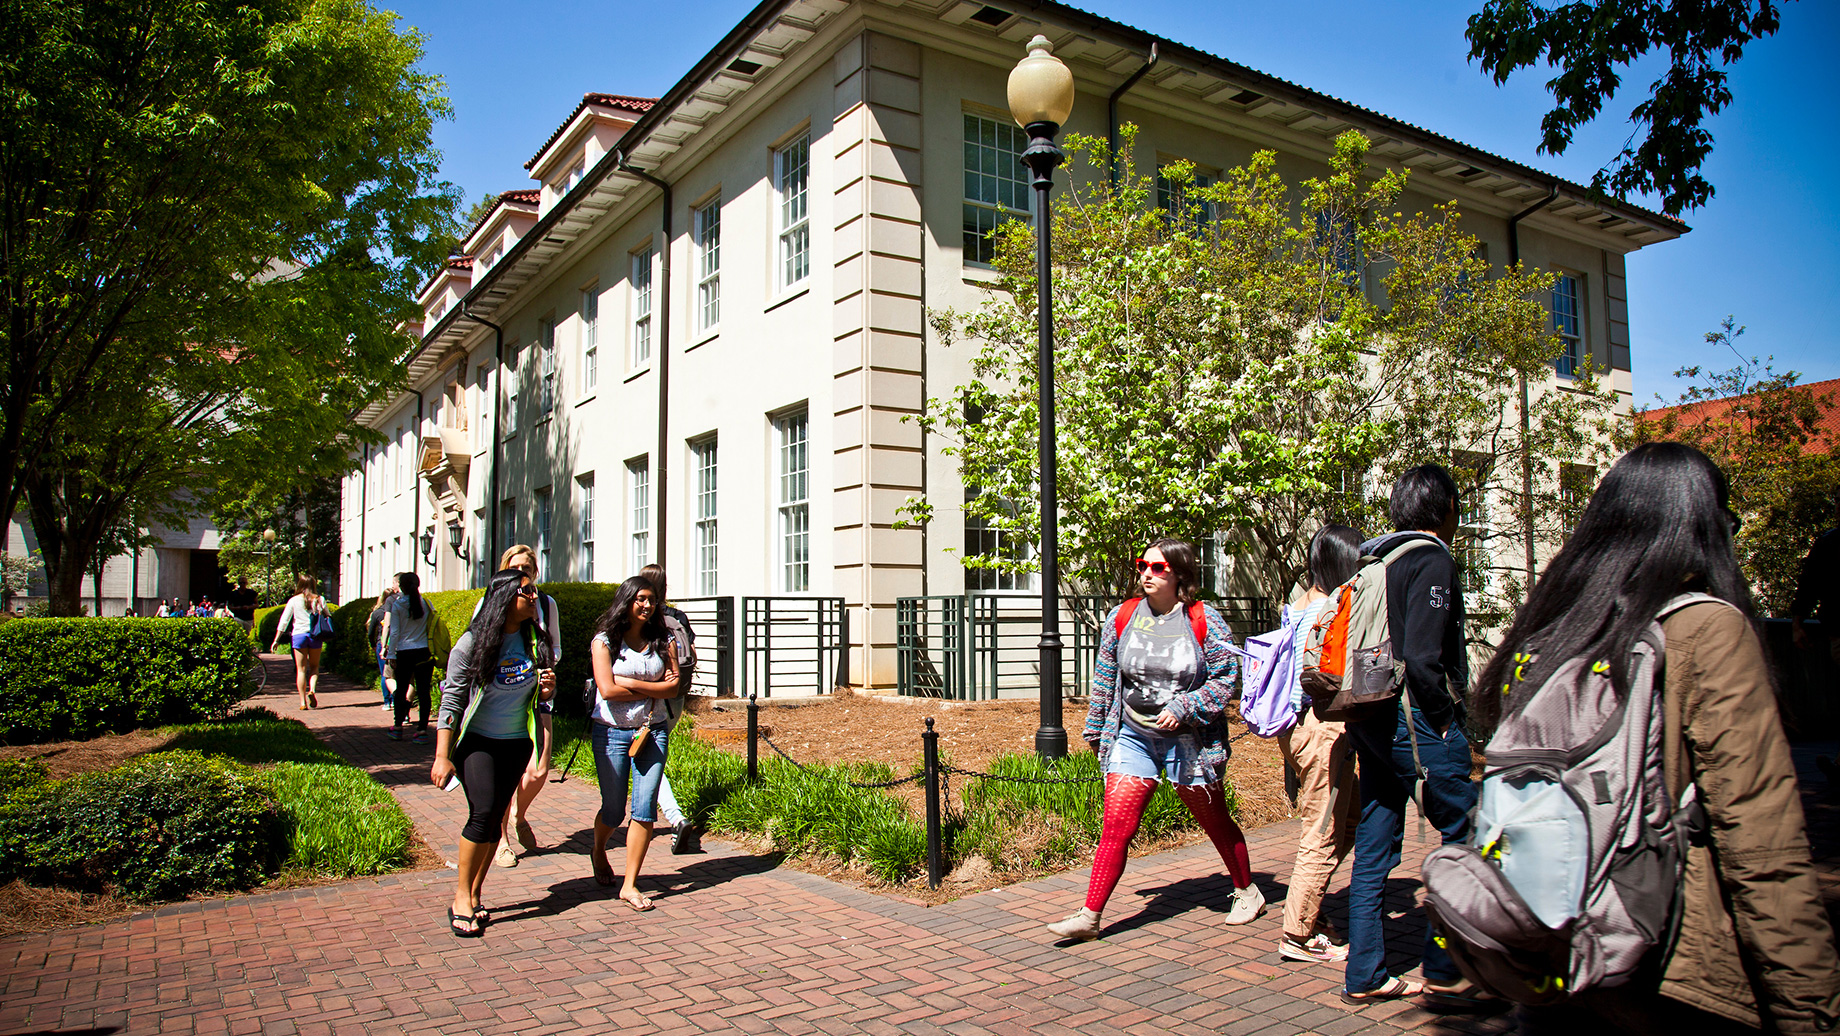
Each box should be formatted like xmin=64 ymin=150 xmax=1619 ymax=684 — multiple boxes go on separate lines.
xmin=1082 ymin=601 xmax=1241 ymax=776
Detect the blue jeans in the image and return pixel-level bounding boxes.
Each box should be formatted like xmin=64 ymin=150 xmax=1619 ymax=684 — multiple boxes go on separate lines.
xmin=1345 ymin=702 xmax=1476 ymax=993
xmin=591 ymin=723 xmax=670 ymax=826
xmin=1105 ymin=721 xmax=1215 ymax=786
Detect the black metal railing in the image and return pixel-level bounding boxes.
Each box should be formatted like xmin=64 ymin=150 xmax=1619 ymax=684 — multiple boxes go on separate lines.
xmin=741 ymin=596 xmax=847 ymax=698
xmin=673 ymin=596 xmax=735 ymax=697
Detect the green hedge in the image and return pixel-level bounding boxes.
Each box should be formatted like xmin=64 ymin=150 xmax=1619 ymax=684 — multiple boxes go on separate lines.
xmin=252 ymin=606 xmax=284 ymax=650
xmin=0 ymin=750 xmax=287 ymax=900
xmin=0 ymin=618 xmax=255 ymax=744
xmin=318 ymin=583 xmax=617 ymax=716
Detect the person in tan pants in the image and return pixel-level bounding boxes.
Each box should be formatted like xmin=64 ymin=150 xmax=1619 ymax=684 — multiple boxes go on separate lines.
xmin=1275 ymin=525 xmax=1361 ymax=964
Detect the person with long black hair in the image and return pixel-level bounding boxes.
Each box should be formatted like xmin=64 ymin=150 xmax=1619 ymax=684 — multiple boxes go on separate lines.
xmin=386 ymin=572 xmax=435 ymax=742
xmin=1046 ymin=538 xmax=1258 ymax=941
xmin=586 ymin=575 xmax=681 ymax=911
xmin=1275 ymin=524 xmax=1363 ymax=964
xmin=1481 ymin=443 xmax=1838 ymax=1033
xmin=429 ymin=569 xmax=556 ymax=937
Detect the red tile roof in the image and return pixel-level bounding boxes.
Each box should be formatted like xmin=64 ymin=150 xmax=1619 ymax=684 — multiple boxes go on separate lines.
xmin=1641 ymin=377 xmax=1840 ymax=456
xmin=525 ymin=93 xmax=657 ymax=171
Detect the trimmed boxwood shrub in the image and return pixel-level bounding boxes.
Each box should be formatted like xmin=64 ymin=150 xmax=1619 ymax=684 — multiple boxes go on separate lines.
xmin=318 ymin=584 xmax=618 ymax=717
xmin=251 ymin=605 xmax=284 ymax=650
xmin=0 ymin=750 xmax=286 ymax=900
xmin=0 ymin=618 xmax=254 ymax=744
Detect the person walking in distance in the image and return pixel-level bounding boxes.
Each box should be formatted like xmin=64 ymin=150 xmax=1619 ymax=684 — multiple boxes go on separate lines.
xmin=227 ymin=577 xmax=258 ymax=631
xmin=1487 ymin=443 xmax=1839 ymax=1033
xmin=488 ymin=545 xmax=563 ymax=869
xmin=1276 ymin=524 xmax=1363 ymax=964
xmin=368 ymin=583 xmax=397 ymax=713
xmin=429 ymin=569 xmax=556 ymax=937
xmin=1047 ymin=538 xmax=1261 ymax=941
xmin=386 ymin=573 xmax=435 ymax=744
xmin=1339 ymin=465 xmax=1477 ymax=1006
xmin=270 ymin=575 xmax=331 ymax=710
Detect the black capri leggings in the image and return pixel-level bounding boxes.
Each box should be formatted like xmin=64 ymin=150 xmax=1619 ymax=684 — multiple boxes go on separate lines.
xmin=454 ymin=734 xmax=532 ymax=843
xmin=393 ymin=647 xmax=434 ymax=729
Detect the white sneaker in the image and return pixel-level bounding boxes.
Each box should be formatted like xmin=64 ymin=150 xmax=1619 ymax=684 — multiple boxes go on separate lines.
xmin=1279 ymin=931 xmax=1349 ymax=963
xmin=1045 ymin=908 xmax=1101 ymax=941
xmin=1224 ymin=884 xmax=1266 ymax=925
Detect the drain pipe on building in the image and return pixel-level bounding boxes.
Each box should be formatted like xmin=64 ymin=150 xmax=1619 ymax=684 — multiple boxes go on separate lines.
xmin=1107 ymin=43 xmax=1157 ymax=189
xmin=463 ymin=303 xmax=507 ymax=577
xmin=411 ymin=388 xmax=424 ymax=581
xmin=617 ymin=151 xmax=675 ymax=568
xmin=1508 ymin=184 xmax=1559 ymax=585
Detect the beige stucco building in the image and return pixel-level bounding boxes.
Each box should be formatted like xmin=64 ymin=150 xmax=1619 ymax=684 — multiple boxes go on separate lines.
xmin=340 ymin=0 xmax=1684 ymax=690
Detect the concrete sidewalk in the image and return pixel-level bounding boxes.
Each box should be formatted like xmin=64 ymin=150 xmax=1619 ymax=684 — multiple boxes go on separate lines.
xmin=2 ymin=659 xmax=1833 ymax=1036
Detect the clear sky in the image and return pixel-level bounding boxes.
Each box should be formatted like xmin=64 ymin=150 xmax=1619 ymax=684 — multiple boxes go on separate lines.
xmin=383 ymin=0 xmax=1838 ymax=405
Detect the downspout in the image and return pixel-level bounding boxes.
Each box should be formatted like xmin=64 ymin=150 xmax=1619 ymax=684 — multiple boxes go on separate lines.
xmin=357 ymin=445 xmax=368 ymax=598
xmin=618 ymin=151 xmax=674 ymax=569
xmin=463 ymin=303 xmax=507 ymax=582
xmin=1508 ymin=185 xmax=1558 ymax=586
xmin=412 ymin=388 xmax=424 ymax=583
xmin=1107 ymin=44 xmax=1158 ymax=189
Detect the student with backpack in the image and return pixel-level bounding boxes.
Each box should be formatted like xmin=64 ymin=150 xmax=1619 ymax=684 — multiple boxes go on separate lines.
xmin=1331 ymin=464 xmax=1479 ymax=1007
xmin=1045 ymin=538 xmax=1260 ymax=941
xmin=270 ymin=575 xmax=333 ymax=710
xmin=1431 ymin=443 xmax=1839 ymax=1033
xmin=385 ymin=572 xmax=435 ymax=743
xmin=1273 ymin=525 xmax=1363 ymax=964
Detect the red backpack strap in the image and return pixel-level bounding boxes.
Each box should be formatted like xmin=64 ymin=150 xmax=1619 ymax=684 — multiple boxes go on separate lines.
xmin=1187 ymin=601 xmax=1208 ymax=646
xmin=1114 ymin=598 xmax=1142 ymax=638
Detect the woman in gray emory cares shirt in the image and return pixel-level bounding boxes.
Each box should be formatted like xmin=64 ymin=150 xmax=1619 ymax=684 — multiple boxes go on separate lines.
xmin=586 ymin=575 xmax=682 ymax=912
xmin=1046 ymin=538 xmax=1261 ymax=942
xmin=429 ymin=569 xmax=557 ymax=938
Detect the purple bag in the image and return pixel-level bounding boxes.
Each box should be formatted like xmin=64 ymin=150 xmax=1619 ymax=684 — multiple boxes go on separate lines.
xmin=1236 ymin=605 xmax=1303 ymax=738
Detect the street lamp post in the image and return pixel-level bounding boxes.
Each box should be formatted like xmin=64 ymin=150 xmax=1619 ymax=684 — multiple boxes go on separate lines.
xmin=1009 ymin=36 xmax=1075 ymax=759
xmin=262 ymin=528 xmax=277 ymax=606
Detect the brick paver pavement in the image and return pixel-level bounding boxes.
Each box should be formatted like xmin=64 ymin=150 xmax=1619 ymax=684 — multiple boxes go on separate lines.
xmin=3 ymin=657 xmax=1834 ymax=1036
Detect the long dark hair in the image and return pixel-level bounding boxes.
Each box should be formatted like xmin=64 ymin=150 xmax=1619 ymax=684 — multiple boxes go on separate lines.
xmin=465 ymin=569 xmax=536 ymax=680
xmin=1143 ymin=537 xmax=1201 ymax=605
xmin=1307 ymin=525 xmax=1362 ymax=592
xmin=397 ymin=571 xmax=424 ymax=620
xmin=1475 ymin=442 xmax=1755 ymax=727
xmin=592 ymin=575 xmax=669 ymax=655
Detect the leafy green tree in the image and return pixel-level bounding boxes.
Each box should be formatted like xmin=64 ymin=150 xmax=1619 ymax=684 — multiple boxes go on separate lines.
xmin=909 ymin=129 xmax=1616 ymax=642
xmin=1466 ymin=0 xmax=1790 ymax=216
xmin=1 ymin=0 xmax=461 ymax=614
xmin=216 ymin=477 xmax=342 ymax=605
xmin=1629 ymin=317 xmax=1839 ymax=614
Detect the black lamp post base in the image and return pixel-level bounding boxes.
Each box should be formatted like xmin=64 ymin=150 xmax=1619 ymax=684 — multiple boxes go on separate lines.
xmin=1034 ymin=726 xmax=1069 ymax=759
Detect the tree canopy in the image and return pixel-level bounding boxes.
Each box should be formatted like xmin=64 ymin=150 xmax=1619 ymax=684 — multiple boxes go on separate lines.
xmin=0 ymin=0 xmax=461 ymax=613
xmin=910 ymin=129 xmax=1615 ymax=641
xmin=1466 ymin=0 xmax=1789 ymax=216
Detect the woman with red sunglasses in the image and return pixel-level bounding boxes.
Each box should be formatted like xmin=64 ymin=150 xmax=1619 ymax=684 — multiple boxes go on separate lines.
xmin=1047 ymin=537 xmax=1260 ymax=941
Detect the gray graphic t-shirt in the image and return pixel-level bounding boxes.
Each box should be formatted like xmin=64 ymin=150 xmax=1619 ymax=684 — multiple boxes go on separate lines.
xmin=1117 ymin=601 xmax=1203 ymax=731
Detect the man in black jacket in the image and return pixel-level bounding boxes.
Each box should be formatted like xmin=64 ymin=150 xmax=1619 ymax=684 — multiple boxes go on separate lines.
xmin=1340 ymin=464 xmax=1486 ymax=1010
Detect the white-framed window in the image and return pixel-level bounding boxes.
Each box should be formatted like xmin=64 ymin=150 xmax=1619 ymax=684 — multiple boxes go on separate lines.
xmin=393 ymin=425 xmax=405 ymax=494
xmin=775 ymin=410 xmax=810 ymax=592
xmin=503 ymin=344 xmax=519 ymax=438
xmin=963 ymin=487 xmax=1035 ymax=591
xmin=1553 ymin=273 xmax=1583 ymax=378
xmin=1156 ymin=164 xmax=1217 ymax=232
xmin=557 ymin=156 xmax=585 ymax=197
xmin=631 ymin=247 xmax=654 ymax=367
xmin=538 ymin=318 xmax=556 ymax=416
xmin=628 ymin=458 xmax=650 ymax=573
xmin=576 ymin=474 xmax=595 ymax=582
xmin=774 ymin=134 xmax=811 ymax=292
xmin=1455 ymin=455 xmax=1491 ymax=598
xmin=534 ymin=487 xmax=552 ymax=575
xmin=694 ymin=197 xmax=720 ymax=332
xmin=962 ymin=113 xmax=1030 ymax=265
xmin=580 ymin=285 xmax=599 ymax=393
xmin=692 ymin=438 xmax=718 ymax=594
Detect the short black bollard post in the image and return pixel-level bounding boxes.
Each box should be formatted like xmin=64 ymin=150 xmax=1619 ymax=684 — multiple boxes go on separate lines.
xmin=923 ymin=716 xmax=942 ymax=889
xmin=747 ymin=692 xmax=759 ymax=783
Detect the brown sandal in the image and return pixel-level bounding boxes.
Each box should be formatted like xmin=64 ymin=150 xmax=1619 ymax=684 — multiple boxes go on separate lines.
xmin=619 ymin=889 xmax=653 ymax=912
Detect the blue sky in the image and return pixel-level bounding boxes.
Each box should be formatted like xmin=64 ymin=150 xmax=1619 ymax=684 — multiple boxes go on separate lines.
xmin=384 ymin=0 xmax=1838 ymax=404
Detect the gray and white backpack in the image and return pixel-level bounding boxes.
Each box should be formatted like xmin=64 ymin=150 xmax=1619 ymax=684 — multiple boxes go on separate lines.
xmin=1421 ymin=594 xmax=1719 ymax=1004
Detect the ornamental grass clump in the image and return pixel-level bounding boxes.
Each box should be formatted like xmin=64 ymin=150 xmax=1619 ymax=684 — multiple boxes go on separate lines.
xmin=259 ymin=763 xmax=412 ymax=876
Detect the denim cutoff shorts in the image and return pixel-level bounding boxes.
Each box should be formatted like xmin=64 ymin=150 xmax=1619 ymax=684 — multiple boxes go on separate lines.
xmin=591 ymin=722 xmax=670 ymax=825
xmin=1107 ymin=720 xmax=1215 ymax=786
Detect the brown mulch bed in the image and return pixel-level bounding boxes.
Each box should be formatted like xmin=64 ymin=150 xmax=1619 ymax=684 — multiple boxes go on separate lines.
xmin=683 ymin=689 xmax=1298 ymax=902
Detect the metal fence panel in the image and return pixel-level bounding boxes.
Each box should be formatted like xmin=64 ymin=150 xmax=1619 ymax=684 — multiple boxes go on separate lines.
xmin=741 ymin=596 xmax=847 ymax=698
xmin=673 ymin=596 xmax=735 ymax=697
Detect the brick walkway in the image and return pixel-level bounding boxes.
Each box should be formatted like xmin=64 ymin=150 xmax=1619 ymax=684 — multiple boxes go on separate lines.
xmin=3 ymin=658 xmax=1835 ymax=1036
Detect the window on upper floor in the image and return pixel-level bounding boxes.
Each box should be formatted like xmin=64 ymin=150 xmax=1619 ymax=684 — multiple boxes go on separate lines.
xmin=503 ymin=343 xmax=520 ymax=438
xmin=393 ymin=425 xmax=405 ymax=495
xmin=1454 ymin=453 xmax=1492 ymax=598
xmin=1552 ymin=273 xmax=1584 ymax=378
xmin=775 ymin=134 xmax=811 ymax=293
xmin=534 ymin=486 xmax=552 ymax=575
xmin=538 ymin=319 xmax=556 ymax=417
xmin=628 ymin=457 xmax=650 ymax=573
xmin=1156 ymin=163 xmax=1217 ymax=233
xmin=580 ymin=285 xmax=599 ymax=393
xmin=631 ymin=246 xmax=654 ymax=367
xmin=557 ymin=157 xmax=585 ymax=197
xmin=473 ymin=364 xmax=490 ymax=449
xmin=962 ymin=113 xmax=1030 ymax=266
xmin=694 ymin=198 xmax=721 ymax=332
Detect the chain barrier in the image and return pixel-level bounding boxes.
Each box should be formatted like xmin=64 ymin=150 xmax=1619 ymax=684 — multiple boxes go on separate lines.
xmin=756 ymin=731 xmax=926 ymax=790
